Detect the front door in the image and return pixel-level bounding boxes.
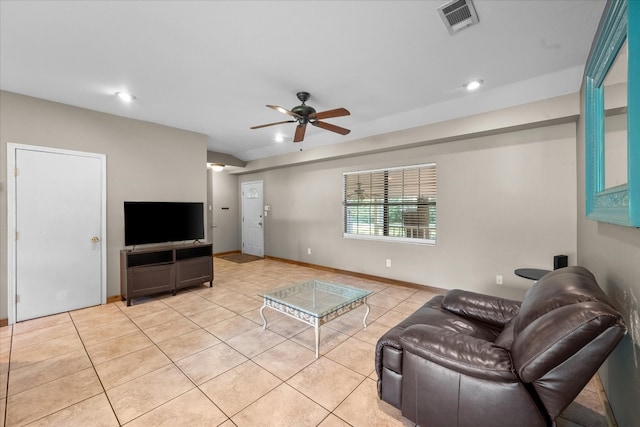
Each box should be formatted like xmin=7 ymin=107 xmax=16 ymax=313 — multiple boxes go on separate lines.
xmin=8 ymin=144 xmax=106 ymax=322
xmin=241 ymin=181 xmax=264 ymax=257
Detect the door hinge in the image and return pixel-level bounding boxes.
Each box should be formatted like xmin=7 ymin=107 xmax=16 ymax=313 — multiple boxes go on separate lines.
xmin=15 ymin=231 xmax=18 ymax=240
xmin=14 ymin=167 xmax=18 ymax=177
xmin=16 ymin=294 xmax=20 ymax=303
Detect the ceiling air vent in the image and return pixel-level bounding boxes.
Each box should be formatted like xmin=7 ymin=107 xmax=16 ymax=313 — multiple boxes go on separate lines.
xmin=437 ymin=0 xmax=479 ymax=35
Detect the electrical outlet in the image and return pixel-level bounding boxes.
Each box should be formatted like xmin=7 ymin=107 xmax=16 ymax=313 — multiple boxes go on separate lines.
xmin=386 ymin=259 xmax=392 ymax=268
xmin=496 ymin=275 xmax=503 ymax=285
xmin=307 ymin=248 xmax=311 ymax=255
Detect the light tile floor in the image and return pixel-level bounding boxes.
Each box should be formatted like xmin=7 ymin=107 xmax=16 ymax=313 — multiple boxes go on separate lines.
xmin=0 ymin=258 xmax=613 ymax=426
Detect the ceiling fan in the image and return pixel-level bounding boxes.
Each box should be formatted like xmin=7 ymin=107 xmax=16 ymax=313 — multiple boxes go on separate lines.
xmin=250 ymin=91 xmax=351 ymax=143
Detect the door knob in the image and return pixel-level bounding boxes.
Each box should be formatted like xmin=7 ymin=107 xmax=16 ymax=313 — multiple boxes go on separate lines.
xmin=91 ymin=236 xmax=100 ymax=243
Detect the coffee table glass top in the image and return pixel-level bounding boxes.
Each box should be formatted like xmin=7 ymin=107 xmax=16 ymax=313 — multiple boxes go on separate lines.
xmin=261 ymin=279 xmax=371 ymax=318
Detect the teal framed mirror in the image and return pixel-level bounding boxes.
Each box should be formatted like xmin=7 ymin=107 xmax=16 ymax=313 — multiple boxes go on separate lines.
xmin=585 ymin=0 xmax=639 ymax=227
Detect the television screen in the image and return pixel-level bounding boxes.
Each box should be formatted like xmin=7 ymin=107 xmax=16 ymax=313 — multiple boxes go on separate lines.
xmin=124 ymin=201 xmax=205 ymax=246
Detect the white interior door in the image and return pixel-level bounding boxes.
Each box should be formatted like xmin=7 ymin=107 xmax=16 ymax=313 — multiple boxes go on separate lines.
xmin=8 ymin=144 xmax=106 ymax=322
xmin=241 ymin=181 xmax=264 ymax=257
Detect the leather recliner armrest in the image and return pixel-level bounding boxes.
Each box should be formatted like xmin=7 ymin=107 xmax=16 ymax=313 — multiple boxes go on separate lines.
xmin=399 ymin=324 xmax=518 ymax=382
xmin=442 ymin=289 xmax=521 ymax=328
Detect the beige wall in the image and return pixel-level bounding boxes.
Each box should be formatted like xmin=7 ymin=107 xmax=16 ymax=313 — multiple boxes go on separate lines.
xmin=240 ymin=121 xmax=577 ymax=301
xmin=576 ymin=87 xmax=640 ymax=426
xmin=207 ymin=168 xmax=240 ymax=254
xmin=0 ymin=91 xmax=208 ymax=320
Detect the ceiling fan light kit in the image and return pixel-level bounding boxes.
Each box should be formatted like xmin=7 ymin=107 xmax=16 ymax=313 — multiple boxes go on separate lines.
xmin=251 ymin=91 xmax=351 ymax=143
xmin=464 ymin=79 xmax=483 ymax=91
xmin=115 ymin=91 xmax=136 ymax=102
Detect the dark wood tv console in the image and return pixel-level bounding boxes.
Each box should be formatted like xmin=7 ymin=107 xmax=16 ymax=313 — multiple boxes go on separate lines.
xmin=120 ymin=243 xmax=213 ymax=306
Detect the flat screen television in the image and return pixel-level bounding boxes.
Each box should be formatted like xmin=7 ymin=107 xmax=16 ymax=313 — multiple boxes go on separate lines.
xmin=124 ymin=201 xmax=205 ymax=246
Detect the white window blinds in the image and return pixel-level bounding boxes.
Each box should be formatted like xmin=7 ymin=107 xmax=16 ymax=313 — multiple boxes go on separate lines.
xmin=343 ymin=163 xmax=437 ymax=243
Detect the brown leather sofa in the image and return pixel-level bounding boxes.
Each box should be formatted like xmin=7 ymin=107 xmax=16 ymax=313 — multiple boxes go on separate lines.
xmin=375 ymin=266 xmax=626 ymax=427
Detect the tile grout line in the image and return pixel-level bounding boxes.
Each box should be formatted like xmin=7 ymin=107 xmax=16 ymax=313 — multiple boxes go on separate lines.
xmin=2 ymin=325 xmax=14 ymax=427
xmin=5 ymin=312 xmax=121 ymax=426
xmin=113 ymin=296 xmax=284 ymax=425
xmin=67 ymin=310 xmax=123 ymax=426
xmin=172 ymin=283 xmax=376 ymax=423
xmin=112 ymin=298 xmax=234 ymax=426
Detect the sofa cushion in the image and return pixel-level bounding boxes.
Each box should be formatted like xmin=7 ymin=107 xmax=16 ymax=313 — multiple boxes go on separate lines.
xmin=400 ymin=324 xmax=518 ymax=381
xmin=442 ymin=289 xmax=521 ymax=329
xmin=514 ymin=266 xmax=606 ymax=335
xmin=510 ymin=266 xmax=625 ymax=382
xmin=512 ymin=300 xmax=625 ymax=382
xmin=375 ymin=295 xmax=501 ymax=378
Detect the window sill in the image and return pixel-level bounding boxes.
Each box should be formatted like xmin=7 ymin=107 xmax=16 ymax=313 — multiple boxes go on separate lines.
xmin=343 ymin=233 xmax=436 ymax=246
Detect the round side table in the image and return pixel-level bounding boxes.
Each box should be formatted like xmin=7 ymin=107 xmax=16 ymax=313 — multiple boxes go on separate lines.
xmin=514 ymin=268 xmax=551 ymax=281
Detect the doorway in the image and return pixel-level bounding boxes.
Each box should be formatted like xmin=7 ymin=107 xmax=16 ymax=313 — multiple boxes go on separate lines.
xmin=7 ymin=144 xmax=106 ymax=323
xmin=241 ymin=181 xmax=264 ymax=257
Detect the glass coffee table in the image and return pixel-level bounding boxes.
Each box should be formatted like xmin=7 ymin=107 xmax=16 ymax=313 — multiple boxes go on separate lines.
xmin=260 ymin=279 xmax=372 ymax=358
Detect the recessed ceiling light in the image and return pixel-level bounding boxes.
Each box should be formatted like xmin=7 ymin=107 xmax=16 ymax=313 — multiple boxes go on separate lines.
xmin=464 ymin=80 xmax=483 ymax=91
xmin=115 ymin=91 xmax=136 ymax=102
xmin=275 ymin=134 xmax=284 ymax=143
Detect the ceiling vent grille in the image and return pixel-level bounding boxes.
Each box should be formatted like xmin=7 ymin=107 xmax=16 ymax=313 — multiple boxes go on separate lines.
xmin=437 ymin=0 xmax=479 ymax=35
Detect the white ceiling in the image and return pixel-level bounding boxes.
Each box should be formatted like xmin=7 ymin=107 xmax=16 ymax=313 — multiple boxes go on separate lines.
xmin=0 ymin=0 xmax=605 ymax=162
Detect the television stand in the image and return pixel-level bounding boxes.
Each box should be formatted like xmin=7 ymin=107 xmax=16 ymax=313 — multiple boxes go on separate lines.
xmin=120 ymin=243 xmax=213 ymax=306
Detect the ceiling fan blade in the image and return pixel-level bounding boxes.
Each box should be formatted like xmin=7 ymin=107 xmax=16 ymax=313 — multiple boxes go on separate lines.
xmin=267 ymin=105 xmax=302 ymax=119
xmin=311 ymin=120 xmax=351 ymax=135
xmin=250 ymin=120 xmax=295 ymax=130
xmin=293 ymin=124 xmax=306 ymax=142
xmin=310 ymin=108 xmax=350 ymax=120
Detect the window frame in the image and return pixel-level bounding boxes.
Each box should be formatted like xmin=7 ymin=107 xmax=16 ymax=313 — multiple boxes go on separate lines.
xmin=342 ymin=163 xmax=437 ymax=245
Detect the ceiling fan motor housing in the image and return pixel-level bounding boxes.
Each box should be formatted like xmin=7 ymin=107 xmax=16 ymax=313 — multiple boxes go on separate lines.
xmin=292 ymin=92 xmax=315 ymax=124
xmin=292 ymin=104 xmax=316 ymax=124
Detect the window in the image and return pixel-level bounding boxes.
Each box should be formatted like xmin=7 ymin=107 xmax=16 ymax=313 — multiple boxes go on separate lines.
xmin=343 ymin=163 xmax=437 ymax=244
